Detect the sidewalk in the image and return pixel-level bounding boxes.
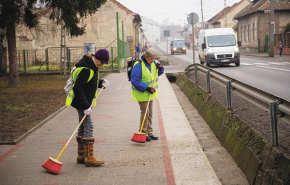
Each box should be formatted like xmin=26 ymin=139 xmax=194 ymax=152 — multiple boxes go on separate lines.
xmin=0 ymin=72 xmax=220 ymax=185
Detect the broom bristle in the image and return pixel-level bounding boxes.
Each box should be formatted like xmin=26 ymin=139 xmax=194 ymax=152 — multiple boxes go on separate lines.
xmin=42 ymin=157 xmax=63 ymax=175
xmin=131 ymin=132 xmax=146 ymax=143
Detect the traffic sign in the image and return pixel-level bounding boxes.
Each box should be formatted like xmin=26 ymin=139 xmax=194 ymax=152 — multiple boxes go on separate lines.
xmin=187 ymin=13 xmax=199 ymax=25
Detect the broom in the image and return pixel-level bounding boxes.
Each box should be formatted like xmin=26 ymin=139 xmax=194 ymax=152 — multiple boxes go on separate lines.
xmin=42 ymin=87 xmax=104 ymax=175
xmin=131 ymin=69 xmax=159 ymax=143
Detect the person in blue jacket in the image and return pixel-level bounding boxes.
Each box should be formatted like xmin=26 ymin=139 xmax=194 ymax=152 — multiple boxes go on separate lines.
xmin=131 ymin=48 xmax=165 ymax=142
xmin=136 ymin=44 xmax=141 ymax=58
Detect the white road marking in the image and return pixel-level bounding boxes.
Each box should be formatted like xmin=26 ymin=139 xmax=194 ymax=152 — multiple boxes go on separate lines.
xmin=254 ymin=63 xmax=270 ymax=65
xmin=269 ymin=62 xmax=287 ymax=65
xmin=256 ymin=65 xmax=290 ymax=72
xmin=241 ymin=63 xmax=254 ymax=66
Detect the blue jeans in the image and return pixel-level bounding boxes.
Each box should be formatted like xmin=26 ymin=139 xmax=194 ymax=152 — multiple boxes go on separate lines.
xmin=77 ymin=109 xmax=94 ymax=138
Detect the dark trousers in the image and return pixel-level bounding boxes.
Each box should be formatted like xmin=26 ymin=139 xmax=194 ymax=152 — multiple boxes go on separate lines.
xmin=279 ymin=48 xmax=283 ymax=56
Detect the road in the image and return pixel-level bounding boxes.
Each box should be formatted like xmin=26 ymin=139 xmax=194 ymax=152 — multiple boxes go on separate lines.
xmin=157 ymin=42 xmax=290 ymax=102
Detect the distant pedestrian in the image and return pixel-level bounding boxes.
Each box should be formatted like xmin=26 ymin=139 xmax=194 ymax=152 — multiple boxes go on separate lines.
xmin=187 ymin=42 xmax=190 ymax=49
xmin=142 ymin=45 xmax=147 ymax=54
xmin=136 ymin=44 xmax=141 ymax=58
xmin=277 ymin=41 xmax=283 ymax=56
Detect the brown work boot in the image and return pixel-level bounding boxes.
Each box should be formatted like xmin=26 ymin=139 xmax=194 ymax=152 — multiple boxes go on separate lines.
xmin=83 ymin=137 xmax=104 ymax=167
xmin=76 ymin=136 xmax=85 ymax=164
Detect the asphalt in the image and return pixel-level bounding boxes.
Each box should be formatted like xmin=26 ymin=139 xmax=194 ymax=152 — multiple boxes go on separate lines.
xmin=0 ymin=70 xmax=221 ymax=185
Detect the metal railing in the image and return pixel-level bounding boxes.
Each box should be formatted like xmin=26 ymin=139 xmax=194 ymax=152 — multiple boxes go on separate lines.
xmin=186 ymin=64 xmax=290 ymax=147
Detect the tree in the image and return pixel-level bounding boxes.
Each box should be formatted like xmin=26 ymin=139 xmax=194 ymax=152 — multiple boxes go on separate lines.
xmin=0 ymin=30 xmax=7 ymax=77
xmin=0 ymin=0 xmax=107 ymax=87
xmin=285 ymin=23 xmax=290 ymax=35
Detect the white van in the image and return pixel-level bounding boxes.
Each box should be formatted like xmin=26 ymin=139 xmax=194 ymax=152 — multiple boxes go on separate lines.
xmin=198 ymin=28 xmax=241 ymax=67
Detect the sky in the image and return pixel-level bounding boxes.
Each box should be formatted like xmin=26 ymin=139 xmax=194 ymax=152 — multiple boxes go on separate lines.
xmin=116 ymin=0 xmax=245 ymax=25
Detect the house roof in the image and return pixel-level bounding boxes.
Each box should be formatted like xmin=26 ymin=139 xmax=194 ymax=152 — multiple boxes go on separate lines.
xmin=112 ymin=0 xmax=141 ymax=22
xmin=207 ymin=0 xmax=250 ymax=24
xmin=234 ymin=0 xmax=290 ymax=19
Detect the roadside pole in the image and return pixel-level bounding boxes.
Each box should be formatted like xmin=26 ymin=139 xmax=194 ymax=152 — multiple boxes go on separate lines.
xmin=187 ymin=13 xmax=199 ymax=64
xmin=269 ymin=0 xmax=274 ymax=57
xmin=166 ymin=35 xmax=168 ymax=63
xmin=164 ymin=30 xmax=170 ymax=63
xmin=192 ymin=13 xmax=195 ymax=64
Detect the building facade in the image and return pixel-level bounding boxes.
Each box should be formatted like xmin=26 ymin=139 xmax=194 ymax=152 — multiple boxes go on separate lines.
xmin=234 ymin=0 xmax=290 ymax=54
xmin=16 ymin=0 xmax=142 ymax=56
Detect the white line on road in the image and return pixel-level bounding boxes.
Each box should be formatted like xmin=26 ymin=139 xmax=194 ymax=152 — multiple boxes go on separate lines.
xmin=254 ymin=63 xmax=270 ymax=65
xmin=256 ymin=65 xmax=290 ymax=72
xmin=241 ymin=63 xmax=254 ymax=66
xmin=269 ymin=62 xmax=287 ymax=65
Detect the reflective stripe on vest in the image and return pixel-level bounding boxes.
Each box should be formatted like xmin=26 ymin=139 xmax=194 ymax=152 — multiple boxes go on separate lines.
xmin=65 ymin=67 xmax=98 ymax=106
xmin=131 ymin=59 xmax=159 ymax=102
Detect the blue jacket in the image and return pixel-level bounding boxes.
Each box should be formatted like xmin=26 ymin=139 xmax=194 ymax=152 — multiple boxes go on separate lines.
xmin=131 ymin=55 xmax=164 ymax=92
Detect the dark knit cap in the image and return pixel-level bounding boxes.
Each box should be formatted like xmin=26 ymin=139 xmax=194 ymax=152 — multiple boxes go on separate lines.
xmin=94 ymin=49 xmax=109 ymax=64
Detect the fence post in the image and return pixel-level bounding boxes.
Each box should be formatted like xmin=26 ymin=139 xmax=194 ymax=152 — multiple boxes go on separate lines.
xmin=111 ymin=46 xmax=113 ymax=71
xmin=67 ymin=48 xmax=71 ymax=71
xmin=27 ymin=50 xmax=29 ymax=68
xmin=269 ymin=102 xmax=279 ymax=146
xmin=206 ymin=71 xmax=211 ymax=93
xmin=23 ymin=50 xmax=26 ymax=73
xmin=18 ymin=50 xmax=20 ymax=69
xmin=116 ymin=12 xmax=120 ymax=73
xmin=186 ymin=66 xmax=190 ymax=77
xmin=34 ymin=49 xmax=37 ymax=66
xmin=194 ymin=65 xmax=198 ymax=83
xmin=45 ymin=48 xmax=49 ymax=71
xmin=226 ymin=81 xmax=232 ymax=110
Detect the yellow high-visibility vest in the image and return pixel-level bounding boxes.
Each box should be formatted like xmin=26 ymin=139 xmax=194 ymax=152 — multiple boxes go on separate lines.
xmin=66 ymin=67 xmax=98 ymax=106
xmin=131 ymin=59 xmax=159 ymax=102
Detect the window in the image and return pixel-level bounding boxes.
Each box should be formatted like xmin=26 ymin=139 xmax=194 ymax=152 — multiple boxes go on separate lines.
xmin=248 ymin=25 xmax=250 ymax=41
xmin=241 ymin=26 xmax=243 ymax=41
xmin=253 ymin=23 xmax=255 ymax=40
xmin=244 ymin=26 xmax=246 ymax=41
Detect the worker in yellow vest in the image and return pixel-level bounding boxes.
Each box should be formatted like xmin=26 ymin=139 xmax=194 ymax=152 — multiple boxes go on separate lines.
xmin=131 ymin=48 xmax=164 ymax=142
xmin=69 ymin=49 xmax=109 ymax=167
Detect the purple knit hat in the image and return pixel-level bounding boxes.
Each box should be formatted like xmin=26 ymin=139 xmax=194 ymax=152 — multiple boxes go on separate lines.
xmin=94 ymin=49 xmax=109 ymax=64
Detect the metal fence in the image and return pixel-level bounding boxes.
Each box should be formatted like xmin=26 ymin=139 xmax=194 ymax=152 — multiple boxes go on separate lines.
xmin=186 ymin=63 xmax=290 ymax=147
xmin=17 ymin=43 xmax=130 ymax=74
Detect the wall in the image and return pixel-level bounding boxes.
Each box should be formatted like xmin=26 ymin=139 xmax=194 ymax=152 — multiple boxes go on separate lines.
xmin=238 ymin=11 xmax=290 ymax=54
xmin=16 ymin=0 xmax=136 ymax=53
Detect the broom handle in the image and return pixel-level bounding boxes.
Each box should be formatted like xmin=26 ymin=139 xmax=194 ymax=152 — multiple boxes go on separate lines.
xmin=56 ymin=87 xmax=104 ymax=161
xmin=139 ymin=69 xmax=159 ymax=133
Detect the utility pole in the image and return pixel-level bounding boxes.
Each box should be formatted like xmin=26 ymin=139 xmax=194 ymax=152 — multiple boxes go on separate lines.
xmin=224 ymin=0 xmax=227 ymax=28
xmin=201 ymin=0 xmax=204 ymax=29
xmin=269 ymin=0 xmax=275 ymax=57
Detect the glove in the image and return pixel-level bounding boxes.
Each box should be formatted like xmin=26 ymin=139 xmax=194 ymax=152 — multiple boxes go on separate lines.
xmin=83 ymin=107 xmax=92 ymax=115
xmin=146 ymin=87 xmax=155 ymax=94
xmin=102 ymin=79 xmax=109 ymax=88
xmin=157 ymin=63 xmax=162 ymax=70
